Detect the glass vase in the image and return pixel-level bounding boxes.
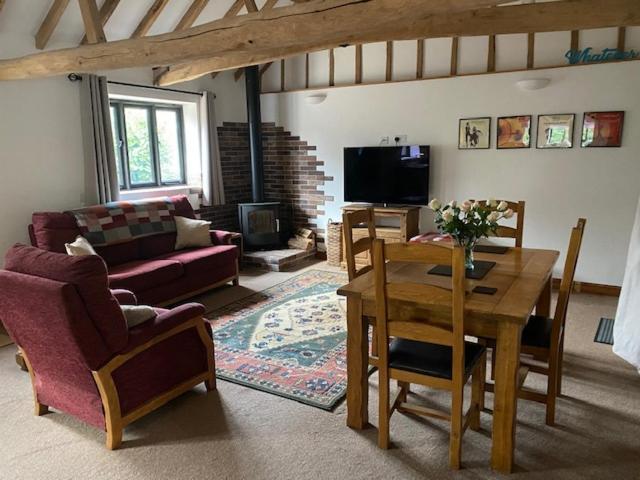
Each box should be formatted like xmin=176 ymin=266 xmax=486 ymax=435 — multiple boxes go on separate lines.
xmin=464 ymin=243 xmax=475 ymax=271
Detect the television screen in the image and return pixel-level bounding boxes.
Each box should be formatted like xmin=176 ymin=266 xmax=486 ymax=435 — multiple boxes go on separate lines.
xmin=344 ymin=145 xmax=430 ymax=205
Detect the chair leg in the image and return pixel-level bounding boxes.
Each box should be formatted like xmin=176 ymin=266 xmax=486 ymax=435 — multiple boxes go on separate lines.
xmin=478 ymin=354 xmax=486 ymax=412
xmin=545 ymin=353 xmax=559 ymax=426
xmin=106 ymin=423 xmax=123 ymax=450
xmin=397 ymin=381 xmax=409 ymax=403
xmin=371 ymin=326 xmax=378 ymax=357
xmin=378 ymin=368 xmax=390 ymax=450
xmin=490 ymin=348 xmax=496 ymax=381
xmin=35 ymin=401 xmax=49 ymax=416
xmin=556 ymin=336 xmax=565 ymax=395
xmin=449 ymin=385 xmax=463 ymax=469
xmin=470 ymin=353 xmax=486 ymax=431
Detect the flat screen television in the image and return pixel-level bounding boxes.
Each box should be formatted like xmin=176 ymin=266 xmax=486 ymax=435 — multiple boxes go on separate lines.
xmin=344 ymin=145 xmax=430 ymax=205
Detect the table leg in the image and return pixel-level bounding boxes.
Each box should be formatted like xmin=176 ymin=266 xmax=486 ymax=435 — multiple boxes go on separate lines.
xmin=536 ymin=276 xmax=552 ymax=318
xmin=491 ymin=321 xmax=522 ymax=473
xmin=346 ymin=296 xmax=368 ymax=429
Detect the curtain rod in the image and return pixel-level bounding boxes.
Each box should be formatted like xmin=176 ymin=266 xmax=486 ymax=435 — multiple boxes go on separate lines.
xmin=67 ymin=73 xmax=212 ymax=98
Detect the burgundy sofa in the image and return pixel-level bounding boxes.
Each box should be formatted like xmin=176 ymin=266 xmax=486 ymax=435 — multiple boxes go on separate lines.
xmin=27 ymin=195 xmax=239 ymax=306
xmin=0 ymin=244 xmax=216 ymax=449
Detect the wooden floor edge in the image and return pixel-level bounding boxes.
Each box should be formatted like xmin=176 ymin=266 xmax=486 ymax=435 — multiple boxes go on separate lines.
xmin=552 ymin=278 xmax=620 ymax=297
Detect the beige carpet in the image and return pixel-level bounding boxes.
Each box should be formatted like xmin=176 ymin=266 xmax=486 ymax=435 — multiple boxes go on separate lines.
xmin=1 ymin=262 xmax=639 ymax=480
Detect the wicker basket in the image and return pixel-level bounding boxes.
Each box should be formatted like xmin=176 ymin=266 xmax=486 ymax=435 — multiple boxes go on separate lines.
xmin=326 ymin=220 xmax=343 ymax=267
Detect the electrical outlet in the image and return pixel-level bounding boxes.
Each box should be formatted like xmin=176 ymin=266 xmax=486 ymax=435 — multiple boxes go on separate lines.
xmin=380 ymin=136 xmax=390 ymax=145
xmin=393 ymin=134 xmax=408 ymax=145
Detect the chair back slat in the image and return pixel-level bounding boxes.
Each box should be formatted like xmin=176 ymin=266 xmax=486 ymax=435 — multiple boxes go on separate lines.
xmin=343 ymin=208 xmax=376 ymax=281
xmin=474 ymin=199 xmax=525 ymax=247
xmin=373 ymin=240 xmax=467 ymax=381
xmin=554 ymin=218 xmax=586 ymax=328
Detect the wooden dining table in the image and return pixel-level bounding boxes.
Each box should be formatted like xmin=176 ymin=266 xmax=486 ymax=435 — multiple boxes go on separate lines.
xmin=337 ymin=247 xmax=559 ymax=473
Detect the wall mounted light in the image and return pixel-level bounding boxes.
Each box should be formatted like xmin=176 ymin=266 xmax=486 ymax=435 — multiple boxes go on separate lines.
xmin=305 ymin=93 xmax=327 ymax=105
xmin=516 ymin=78 xmax=551 ymax=91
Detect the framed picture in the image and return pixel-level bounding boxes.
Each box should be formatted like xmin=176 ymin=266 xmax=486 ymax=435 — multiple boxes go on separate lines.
xmin=458 ymin=117 xmax=491 ymax=149
xmin=581 ymin=111 xmax=625 ymax=147
xmin=536 ymin=114 xmax=575 ymax=149
xmin=497 ymin=115 xmax=532 ymax=149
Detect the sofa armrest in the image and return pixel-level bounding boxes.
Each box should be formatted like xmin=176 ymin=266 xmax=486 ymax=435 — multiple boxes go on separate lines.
xmin=111 ymin=289 xmax=137 ymax=306
xmin=210 ymin=230 xmax=235 ymax=245
xmin=121 ymin=303 xmax=206 ymax=354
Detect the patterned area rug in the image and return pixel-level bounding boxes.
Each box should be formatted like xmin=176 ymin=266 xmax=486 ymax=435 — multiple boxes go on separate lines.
xmin=207 ymin=270 xmax=351 ymax=410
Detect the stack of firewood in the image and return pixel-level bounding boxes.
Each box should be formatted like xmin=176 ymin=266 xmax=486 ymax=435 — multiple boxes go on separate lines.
xmin=288 ymin=228 xmax=315 ymax=251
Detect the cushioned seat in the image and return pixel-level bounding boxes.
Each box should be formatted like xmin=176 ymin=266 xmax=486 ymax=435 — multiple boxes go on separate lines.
xmin=156 ymin=245 xmax=238 ymax=277
xmin=389 ymin=338 xmax=486 ymax=380
xmin=109 ymin=259 xmax=183 ymax=292
xmin=522 ymin=314 xmax=553 ymax=349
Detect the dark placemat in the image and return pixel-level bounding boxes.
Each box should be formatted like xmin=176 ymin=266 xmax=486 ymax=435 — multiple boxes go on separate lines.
xmin=474 ymin=245 xmax=509 ymax=254
xmin=429 ymin=260 xmax=497 ymax=280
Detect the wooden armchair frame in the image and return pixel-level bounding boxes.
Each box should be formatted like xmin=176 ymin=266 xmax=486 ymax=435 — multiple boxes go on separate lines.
xmin=22 ymin=316 xmax=216 ymax=450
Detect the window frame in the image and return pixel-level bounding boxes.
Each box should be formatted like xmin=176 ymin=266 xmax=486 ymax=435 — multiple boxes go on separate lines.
xmin=110 ymin=99 xmax=187 ymax=190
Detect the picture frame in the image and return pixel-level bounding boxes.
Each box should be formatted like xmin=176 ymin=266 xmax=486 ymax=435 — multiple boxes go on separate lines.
xmin=458 ymin=117 xmax=491 ymax=150
xmin=497 ymin=115 xmax=532 ymax=149
xmin=581 ymin=111 xmax=625 ymax=148
xmin=536 ymin=114 xmax=575 ymax=149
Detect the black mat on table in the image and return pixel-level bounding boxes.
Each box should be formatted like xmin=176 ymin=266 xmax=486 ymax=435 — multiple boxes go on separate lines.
xmin=428 ymin=260 xmax=496 ymax=280
xmin=594 ymin=318 xmax=615 ymax=345
xmin=474 ymin=245 xmax=509 ymax=254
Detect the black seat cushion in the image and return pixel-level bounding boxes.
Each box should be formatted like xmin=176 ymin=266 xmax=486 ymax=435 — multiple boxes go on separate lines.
xmin=388 ymin=339 xmax=486 ymax=380
xmin=522 ymin=315 xmax=553 ymax=349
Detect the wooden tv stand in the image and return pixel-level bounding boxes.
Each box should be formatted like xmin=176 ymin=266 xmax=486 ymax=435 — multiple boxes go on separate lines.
xmin=341 ymin=205 xmax=420 ymax=268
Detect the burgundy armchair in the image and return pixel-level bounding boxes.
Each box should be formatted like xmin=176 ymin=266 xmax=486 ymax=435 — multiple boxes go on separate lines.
xmin=0 ymin=244 xmax=216 ymax=450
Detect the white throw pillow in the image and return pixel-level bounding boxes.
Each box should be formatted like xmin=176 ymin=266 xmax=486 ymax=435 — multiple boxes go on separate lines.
xmin=174 ymin=216 xmax=213 ymax=250
xmin=65 ymin=235 xmax=97 ymax=256
xmin=121 ymin=305 xmax=157 ymax=329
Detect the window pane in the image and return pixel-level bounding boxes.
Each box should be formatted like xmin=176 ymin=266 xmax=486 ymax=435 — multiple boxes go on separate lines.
xmin=124 ymin=106 xmax=155 ymax=185
xmin=109 ymin=106 xmax=124 ymax=187
xmin=156 ymin=109 xmax=183 ymax=183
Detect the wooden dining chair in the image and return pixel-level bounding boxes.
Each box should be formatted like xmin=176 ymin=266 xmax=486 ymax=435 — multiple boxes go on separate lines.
xmin=474 ymin=200 xmax=526 ymax=380
xmin=343 ymin=208 xmax=379 ymax=358
xmin=516 ymin=218 xmax=586 ymax=425
xmin=475 ymin=200 xmax=526 ymax=247
xmin=342 ymin=208 xmax=377 ymax=281
xmin=372 ymin=239 xmax=486 ymax=469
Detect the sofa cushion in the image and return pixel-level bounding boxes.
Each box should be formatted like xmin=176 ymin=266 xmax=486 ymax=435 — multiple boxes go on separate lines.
xmin=108 ymin=259 xmax=184 ymax=292
xmin=32 ymin=212 xmax=81 ymax=253
xmin=95 ymin=240 xmax=141 ymax=267
xmin=138 ymin=232 xmax=178 ymax=259
xmin=170 ymin=194 xmax=196 ymax=219
xmin=156 ymin=245 xmax=238 ymax=277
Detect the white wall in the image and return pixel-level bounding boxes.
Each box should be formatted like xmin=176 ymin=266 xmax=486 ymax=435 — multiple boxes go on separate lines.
xmin=257 ymin=61 xmax=640 ymax=286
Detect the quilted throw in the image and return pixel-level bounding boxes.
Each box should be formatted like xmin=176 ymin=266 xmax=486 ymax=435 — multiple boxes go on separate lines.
xmin=68 ymin=197 xmax=177 ymax=246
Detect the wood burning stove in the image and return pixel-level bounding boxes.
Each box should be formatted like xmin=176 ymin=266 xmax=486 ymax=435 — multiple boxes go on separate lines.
xmin=238 ymin=202 xmax=281 ymax=250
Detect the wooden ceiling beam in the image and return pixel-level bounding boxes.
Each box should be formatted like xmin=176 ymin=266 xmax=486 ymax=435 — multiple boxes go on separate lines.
xmin=2 ymin=0 xmax=637 ymax=84
xmin=158 ymin=0 xmax=640 ymax=85
xmin=0 ymin=0 xmax=6 ymax=15
xmin=210 ymin=0 xmax=246 ymax=79
xmin=233 ymin=0 xmax=279 ymax=81
xmin=244 ymin=0 xmax=258 ymax=13
xmin=78 ymin=0 xmax=106 ymax=44
xmin=35 ymin=0 xmax=71 ymax=50
xmin=130 ymin=0 xmax=171 ymax=38
xmin=80 ymin=0 xmax=121 ymax=45
xmin=174 ymin=0 xmax=210 ymax=31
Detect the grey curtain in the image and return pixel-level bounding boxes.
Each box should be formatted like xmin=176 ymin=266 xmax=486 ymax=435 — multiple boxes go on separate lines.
xmin=80 ymin=74 xmax=119 ymax=204
xmin=199 ymin=90 xmax=225 ymax=206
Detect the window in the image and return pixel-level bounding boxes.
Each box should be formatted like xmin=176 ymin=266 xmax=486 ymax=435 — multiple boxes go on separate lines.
xmin=109 ymin=100 xmax=186 ymax=190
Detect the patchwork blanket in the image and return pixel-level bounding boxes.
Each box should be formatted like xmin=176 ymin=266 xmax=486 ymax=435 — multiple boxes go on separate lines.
xmin=68 ymin=197 xmax=177 ymax=246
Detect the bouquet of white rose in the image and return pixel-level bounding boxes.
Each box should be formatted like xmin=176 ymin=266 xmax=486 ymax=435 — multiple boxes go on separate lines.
xmin=428 ymin=198 xmax=514 ymax=270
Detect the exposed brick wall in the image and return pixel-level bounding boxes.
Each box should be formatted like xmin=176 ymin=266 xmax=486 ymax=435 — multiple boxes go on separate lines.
xmin=199 ymin=122 xmax=332 ymax=243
